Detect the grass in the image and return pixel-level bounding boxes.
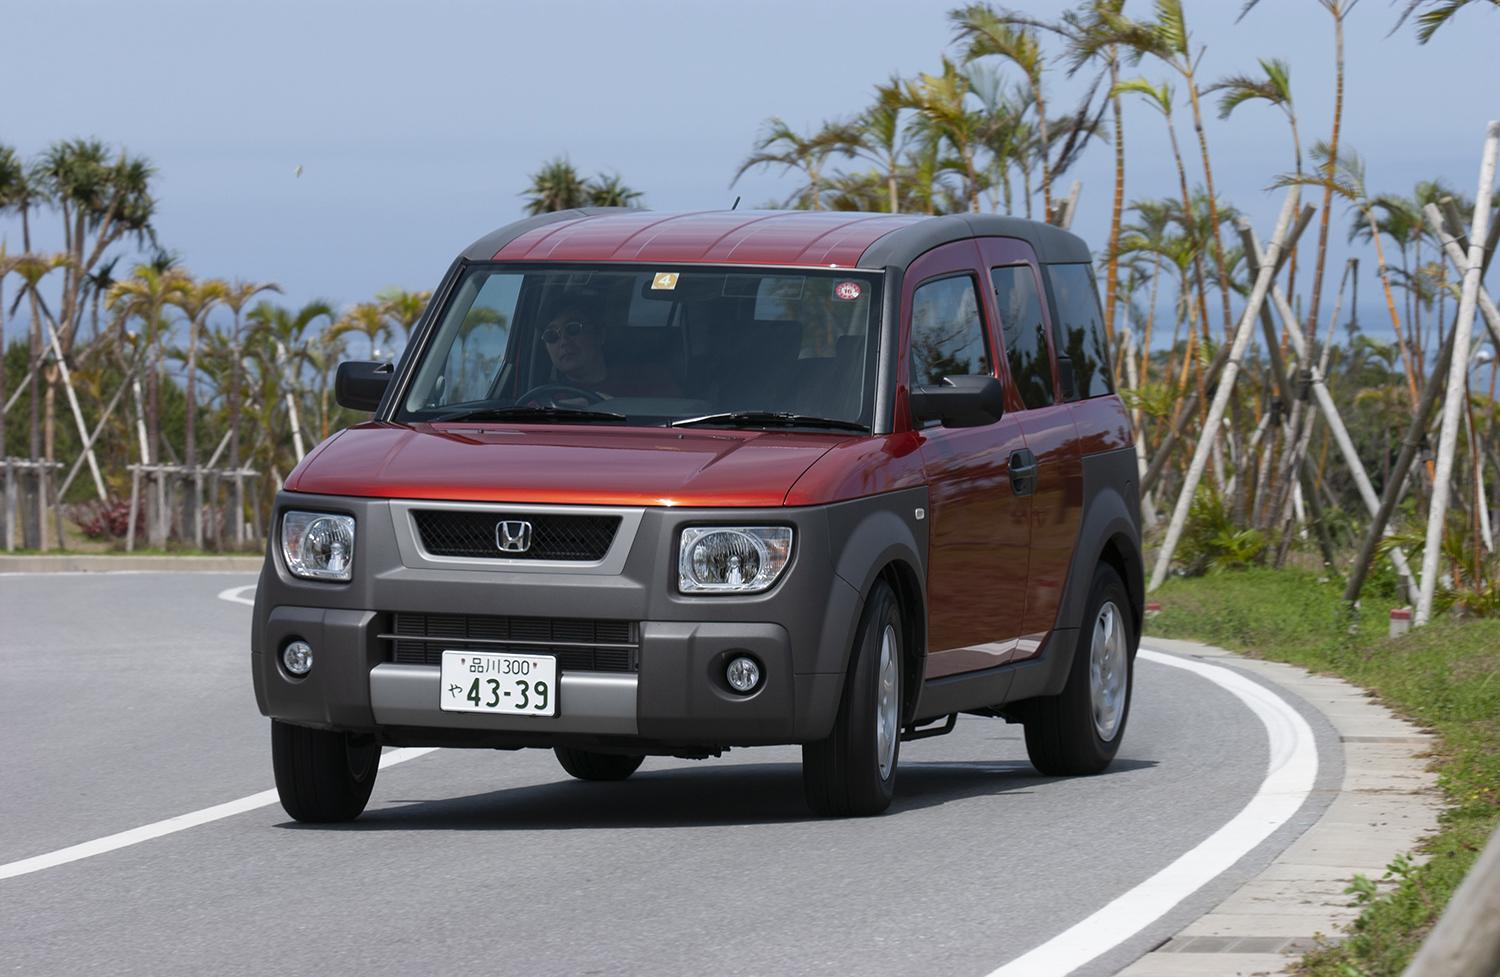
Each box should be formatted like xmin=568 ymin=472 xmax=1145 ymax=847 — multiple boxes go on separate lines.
xmin=1149 ymin=568 xmax=1500 ymax=976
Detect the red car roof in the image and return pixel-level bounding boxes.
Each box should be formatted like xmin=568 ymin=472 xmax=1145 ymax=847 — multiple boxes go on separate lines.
xmin=490 ymin=210 xmax=928 ymax=267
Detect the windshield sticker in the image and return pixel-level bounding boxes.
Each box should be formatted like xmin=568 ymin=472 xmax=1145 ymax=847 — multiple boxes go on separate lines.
xmin=834 ymin=280 xmax=863 ymax=301
xmin=651 ymin=272 xmax=680 ymax=290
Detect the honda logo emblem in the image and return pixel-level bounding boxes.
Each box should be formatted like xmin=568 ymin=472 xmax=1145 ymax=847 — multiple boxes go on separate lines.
xmin=496 ymin=520 xmax=533 ymax=553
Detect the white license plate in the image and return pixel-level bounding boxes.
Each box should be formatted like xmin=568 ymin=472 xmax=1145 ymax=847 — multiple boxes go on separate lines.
xmin=439 ymin=651 xmax=557 ymax=716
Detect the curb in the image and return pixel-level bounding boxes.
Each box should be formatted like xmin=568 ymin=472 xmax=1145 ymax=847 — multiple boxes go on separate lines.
xmin=1115 ymin=636 xmax=1442 ymax=977
xmin=0 ymin=555 xmax=263 ymax=574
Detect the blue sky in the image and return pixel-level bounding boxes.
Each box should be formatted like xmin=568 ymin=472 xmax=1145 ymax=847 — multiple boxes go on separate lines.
xmin=3 ymin=0 xmax=1498 ymax=348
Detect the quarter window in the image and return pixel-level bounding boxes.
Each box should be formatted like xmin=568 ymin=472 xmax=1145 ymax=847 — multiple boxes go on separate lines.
xmin=908 ymin=275 xmax=990 ymax=386
xmin=990 ymin=265 xmax=1053 ymax=410
xmin=1044 ymin=263 xmax=1113 ymax=400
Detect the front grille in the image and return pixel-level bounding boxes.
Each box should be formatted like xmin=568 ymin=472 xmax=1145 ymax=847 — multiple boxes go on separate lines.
xmin=384 ymin=612 xmax=637 ymax=671
xmin=412 ymin=510 xmax=620 ymax=561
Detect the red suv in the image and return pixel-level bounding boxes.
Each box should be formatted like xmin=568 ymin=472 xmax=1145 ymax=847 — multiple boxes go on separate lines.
xmin=252 ymin=209 xmax=1143 ymax=821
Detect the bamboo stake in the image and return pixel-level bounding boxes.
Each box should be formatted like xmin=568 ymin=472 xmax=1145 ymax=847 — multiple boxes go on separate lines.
xmin=3 ymin=461 xmax=15 ymax=552
xmin=1417 ymin=121 xmax=1499 ymax=627
xmin=126 ymin=467 xmax=140 ymax=553
xmin=1250 ymin=227 xmax=1420 ymax=600
xmin=1150 ymin=191 xmax=1300 ymax=591
xmin=1424 ymin=205 xmax=1500 ymax=355
xmin=1343 ymin=325 xmax=1457 ymax=606
xmin=40 ymin=315 xmax=106 ymax=501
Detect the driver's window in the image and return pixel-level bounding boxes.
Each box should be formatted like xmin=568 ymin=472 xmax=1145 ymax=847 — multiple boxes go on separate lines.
xmin=439 ymin=274 xmax=519 ymax=404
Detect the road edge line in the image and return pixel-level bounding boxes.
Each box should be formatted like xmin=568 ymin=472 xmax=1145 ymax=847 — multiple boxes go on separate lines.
xmin=984 ymin=647 xmax=1319 ymax=977
xmin=0 ymin=748 xmax=438 ymax=882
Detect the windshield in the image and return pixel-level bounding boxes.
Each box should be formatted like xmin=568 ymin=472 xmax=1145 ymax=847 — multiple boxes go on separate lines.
xmin=397 ymin=264 xmax=882 ymax=430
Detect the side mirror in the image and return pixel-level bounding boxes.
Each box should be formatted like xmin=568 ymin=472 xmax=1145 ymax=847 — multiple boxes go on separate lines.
xmin=909 ymin=375 xmax=1005 ymax=428
xmin=335 ymin=361 xmax=392 ymax=412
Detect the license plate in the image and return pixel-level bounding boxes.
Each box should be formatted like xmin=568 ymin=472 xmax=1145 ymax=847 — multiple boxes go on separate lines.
xmin=439 ymin=651 xmax=557 ymax=716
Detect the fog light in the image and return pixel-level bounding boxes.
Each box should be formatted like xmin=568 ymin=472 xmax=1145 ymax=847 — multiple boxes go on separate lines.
xmin=725 ymin=656 xmax=761 ymax=694
xmin=283 ymin=640 xmax=314 ymax=676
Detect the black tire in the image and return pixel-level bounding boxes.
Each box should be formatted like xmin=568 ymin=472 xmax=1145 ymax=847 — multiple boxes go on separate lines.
xmin=1023 ymin=564 xmax=1136 ymax=776
xmin=554 ymin=747 xmax=645 ymax=781
xmin=802 ymin=579 xmax=904 ymax=817
xmin=271 ymin=720 xmax=380 ymax=823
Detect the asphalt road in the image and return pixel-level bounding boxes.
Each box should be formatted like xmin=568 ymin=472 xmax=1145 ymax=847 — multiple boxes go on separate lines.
xmin=0 ymin=572 xmax=1339 ymax=977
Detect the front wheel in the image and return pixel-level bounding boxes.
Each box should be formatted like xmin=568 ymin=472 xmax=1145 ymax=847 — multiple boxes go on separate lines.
xmin=802 ymin=579 xmax=903 ymax=817
xmin=271 ymin=720 xmax=381 ymax=823
xmin=554 ymin=747 xmax=644 ymax=781
xmin=1022 ymin=564 xmax=1136 ymax=776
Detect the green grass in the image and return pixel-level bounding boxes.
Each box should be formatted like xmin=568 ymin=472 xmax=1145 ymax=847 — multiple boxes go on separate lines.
xmin=1149 ymin=568 xmax=1500 ymax=976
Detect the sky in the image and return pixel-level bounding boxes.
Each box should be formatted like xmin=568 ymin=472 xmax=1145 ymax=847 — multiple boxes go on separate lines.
xmin=2 ymin=0 xmax=1498 ymax=351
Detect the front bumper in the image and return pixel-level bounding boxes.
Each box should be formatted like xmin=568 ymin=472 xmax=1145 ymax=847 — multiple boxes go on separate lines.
xmin=250 ymin=491 xmax=904 ymax=751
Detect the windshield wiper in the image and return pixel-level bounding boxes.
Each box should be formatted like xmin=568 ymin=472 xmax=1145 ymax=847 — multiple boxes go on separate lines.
xmin=671 ymin=411 xmax=869 ymax=432
xmin=426 ymin=405 xmax=627 ymax=424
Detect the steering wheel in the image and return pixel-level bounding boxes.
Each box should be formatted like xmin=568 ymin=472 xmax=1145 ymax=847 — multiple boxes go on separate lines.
xmin=515 ymin=383 xmax=606 ymax=407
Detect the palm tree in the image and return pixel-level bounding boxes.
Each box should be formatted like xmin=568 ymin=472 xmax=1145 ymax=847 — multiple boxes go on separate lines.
xmin=32 ymin=140 xmax=156 ymax=467
xmin=1209 ymin=57 xmax=1302 ymax=301
xmin=246 ymin=299 xmax=335 ymax=461
xmin=107 ymin=265 xmax=188 ymax=468
xmin=169 ymin=275 xmax=227 ymax=472
xmin=733 ymin=116 xmax=851 ymax=211
xmin=586 ymin=173 xmax=643 ymax=208
xmin=522 ymin=158 xmax=589 ymax=214
xmin=218 ymin=279 xmax=279 ymax=545
xmin=1396 ymin=0 xmax=1500 ymax=41
xmin=902 ymin=59 xmax=988 ymax=212
xmin=376 ymin=287 xmax=431 ymax=351
xmin=1242 ymin=0 xmax=1355 ymax=357
xmin=951 ymin=5 xmax=1054 ymax=220
xmin=1111 ymin=78 xmax=1213 ymax=411
xmin=826 ymin=77 xmax=910 ymax=213
xmin=334 ymin=301 xmax=390 ymax=360
xmin=1273 ymin=142 xmax=1421 ymax=410
xmin=1083 ymin=1 xmax=1235 ymax=339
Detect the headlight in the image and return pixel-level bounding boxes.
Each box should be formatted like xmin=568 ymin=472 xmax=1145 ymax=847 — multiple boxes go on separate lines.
xmin=678 ymin=526 xmax=793 ymax=594
xmin=281 ymin=511 xmax=355 ymax=581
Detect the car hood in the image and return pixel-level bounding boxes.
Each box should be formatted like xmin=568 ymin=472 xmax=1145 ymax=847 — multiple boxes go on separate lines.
xmin=285 ymin=422 xmax=856 ymax=507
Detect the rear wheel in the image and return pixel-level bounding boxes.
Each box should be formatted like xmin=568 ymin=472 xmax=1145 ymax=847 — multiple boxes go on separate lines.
xmin=1023 ymin=564 xmax=1135 ymax=776
xmin=802 ymin=579 xmax=903 ymax=817
xmin=554 ymin=747 xmax=645 ymax=781
xmin=271 ymin=720 xmax=380 ymax=823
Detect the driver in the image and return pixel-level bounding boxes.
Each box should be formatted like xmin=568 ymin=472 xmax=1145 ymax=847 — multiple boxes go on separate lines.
xmin=540 ymin=302 xmax=679 ymax=400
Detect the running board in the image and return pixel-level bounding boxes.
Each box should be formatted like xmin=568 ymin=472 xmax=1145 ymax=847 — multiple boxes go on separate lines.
xmin=901 ymin=713 xmax=957 ymax=741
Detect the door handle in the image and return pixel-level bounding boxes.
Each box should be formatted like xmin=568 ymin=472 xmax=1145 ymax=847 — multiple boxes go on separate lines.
xmin=1009 ymin=449 xmax=1038 ymax=497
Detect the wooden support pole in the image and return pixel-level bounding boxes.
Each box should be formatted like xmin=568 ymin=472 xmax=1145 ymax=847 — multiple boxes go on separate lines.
xmin=1150 ymin=191 xmax=1301 ymax=591
xmin=1400 ymin=821 xmax=1500 ymax=977
xmin=3 ymin=460 xmax=15 ymax=552
xmin=1250 ymin=227 xmax=1420 ymax=600
xmin=40 ymin=315 xmax=107 ymax=501
xmin=1417 ymin=121 xmax=1499 ymax=626
xmin=126 ymin=467 xmax=140 ymax=553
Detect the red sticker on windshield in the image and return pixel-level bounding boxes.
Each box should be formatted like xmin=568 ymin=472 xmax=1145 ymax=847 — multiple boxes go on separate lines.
xmin=834 ymin=281 xmax=862 ymax=301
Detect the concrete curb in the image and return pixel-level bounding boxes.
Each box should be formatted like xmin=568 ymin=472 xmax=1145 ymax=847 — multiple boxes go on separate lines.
xmin=1115 ymin=636 xmax=1442 ymax=977
xmin=0 ymin=555 xmax=263 ymax=573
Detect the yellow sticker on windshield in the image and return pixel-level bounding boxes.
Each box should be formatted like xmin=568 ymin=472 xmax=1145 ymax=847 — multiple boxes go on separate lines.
xmin=651 ymin=272 xmax=680 ymax=290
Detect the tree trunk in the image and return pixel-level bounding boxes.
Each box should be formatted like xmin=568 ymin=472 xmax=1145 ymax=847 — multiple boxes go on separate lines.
xmin=1301 ymin=7 xmax=1347 ymax=350
xmin=1103 ymin=52 xmax=1124 ymax=349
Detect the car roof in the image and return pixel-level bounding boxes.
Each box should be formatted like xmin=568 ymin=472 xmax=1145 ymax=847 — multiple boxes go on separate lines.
xmin=461 ymin=209 xmax=1092 ymax=269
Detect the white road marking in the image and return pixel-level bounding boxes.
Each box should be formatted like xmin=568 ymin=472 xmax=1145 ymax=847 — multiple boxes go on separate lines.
xmin=0 ymin=747 xmax=438 ymax=882
xmin=984 ymin=648 xmax=1319 ymax=977
xmin=217 ymin=584 xmax=257 ymax=606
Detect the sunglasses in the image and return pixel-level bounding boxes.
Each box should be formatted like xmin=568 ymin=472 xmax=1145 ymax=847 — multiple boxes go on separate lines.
xmin=542 ymin=321 xmax=588 ymax=344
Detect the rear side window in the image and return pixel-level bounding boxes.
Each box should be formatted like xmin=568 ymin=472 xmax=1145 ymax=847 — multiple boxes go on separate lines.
xmin=908 ymin=275 xmax=990 ymax=385
xmin=1044 ymin=263 xmax=1113 ymax=399
xmin=990 ymin=265 xmax=1053 ymax=410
